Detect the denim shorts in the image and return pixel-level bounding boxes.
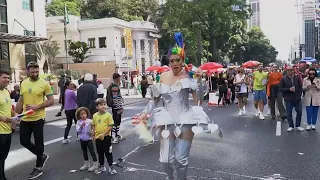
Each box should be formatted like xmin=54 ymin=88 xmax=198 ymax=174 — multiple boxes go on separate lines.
xmin=253 ymin=90 xmax=267 ymax=101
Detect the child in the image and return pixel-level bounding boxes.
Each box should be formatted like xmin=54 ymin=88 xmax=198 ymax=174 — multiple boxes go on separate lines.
xmin=75 ymin=107 xmax=99 ymax=172
xmin=92 ymin=98 xmax=117 ymax=175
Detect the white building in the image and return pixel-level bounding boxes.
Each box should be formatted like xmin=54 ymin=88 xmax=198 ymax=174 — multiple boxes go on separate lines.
xmin=247 ymin=0 xmax=261 ymax=30
xmin=0 ymin=0 xmax=47 ymax=81
xmin=46 ymin=16 xmax=160 ymax=73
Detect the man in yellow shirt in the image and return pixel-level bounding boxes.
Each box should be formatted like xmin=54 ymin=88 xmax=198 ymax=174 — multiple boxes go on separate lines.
xmin=0 ymin=70 xmax=16 ymax=180
xmin=252 ymin=64 xmax=268 ymax=120
xmin=16 ymin=62 xmax=54 ymax=180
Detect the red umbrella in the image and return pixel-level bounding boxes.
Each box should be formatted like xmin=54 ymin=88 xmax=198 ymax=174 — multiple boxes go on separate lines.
xmin=242 ymin=61 xmax=260 ymax=68
xmin=199 ymin=62 xmax=223 ymax=71
xmin=146 ymin=65 xmax=161 ymax=71
xmin=157 ymin=66 xmax=171 ymax=73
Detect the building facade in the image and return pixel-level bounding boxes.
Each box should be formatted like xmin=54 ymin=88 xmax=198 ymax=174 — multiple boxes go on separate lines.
xmin=0 ymin=0 xmax=46 ymax=81
xmin=247 ymin=0 xmax=261 ymax=30
xmin=303 ymin=0 xmax=316 ymax=57
xmin=46 ymin=16 xmax=160 ymax=74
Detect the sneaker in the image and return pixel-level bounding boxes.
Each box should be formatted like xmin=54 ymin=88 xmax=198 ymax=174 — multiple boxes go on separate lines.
xmin=267 ymin=109 xmax=271 ymax=115
xmin=94 ymin=166 xmax=106 ymax=174
xmin=312 ymin=125 xmax=316 ymax=130
xmin=109 ymin=166 xmax=117 ymax=175
xmin=238 ymin=110 xmax=243 ymax=116
xmin=62 ymin=139 xmax=70 ymax=144
xmin=88 ymin=162 xmax=99 ymax=172
xmin=259 ymin=113 xmax=265 ymax=120
xmin=116 ymin=135 xmax=125 ymax=140
xmin=287 ymin=127 xmax=294 ymax=132
xmin=27 ymin=168 xmax=43 ymax=179
xmin=55 ymin=112 xmax=62 ymax=117
xmin=80 ymin=161 xmax=90 ymax=171
xmin=296 ymin=127 xmax=304 ymax=131
xmin=306 ymin=125 xmax=311 ymax=131
xmin=242 ymin=107 xmax=247 ymax=115
xmin=255 ymin=109 xmax=259 ymax=117
xmin=112 ymin=137 xmax=119 ymax=144
xmin=38 ymin=154 xmax=49 ymax=169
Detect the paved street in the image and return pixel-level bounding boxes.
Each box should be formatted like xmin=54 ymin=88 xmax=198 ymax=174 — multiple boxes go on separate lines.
xmin=5 ymin=97 xmax=320 ymax=180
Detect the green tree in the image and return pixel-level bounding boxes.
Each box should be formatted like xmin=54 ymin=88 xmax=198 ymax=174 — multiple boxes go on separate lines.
xmin=158 ymin=0 xmax=251 ymax=62
xmin=81 ymin=0 xmax=158 ymax=21
xmin=68 ymin=41 xmax=90 ymax=63
xmin=242 ymin=27 xmax=278 ymax=65
xmin=46 ymin=0 xmax=83 ymax=17
xmin=27 ymin=36 xmax=60 ymax=73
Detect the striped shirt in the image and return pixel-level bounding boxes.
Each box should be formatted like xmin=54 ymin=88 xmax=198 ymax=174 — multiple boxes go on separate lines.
xmin=110 ymin=83 xmax=123 ymax=110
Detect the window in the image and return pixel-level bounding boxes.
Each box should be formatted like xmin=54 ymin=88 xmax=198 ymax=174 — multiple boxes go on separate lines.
xmin=64 ymin=40 xmax=71 ymax=50
xmin=98 ymin=37 xmax=107 ymax=48
xmin=0 ymin=0 xmax=7 ymax=33
xmin=88 ymin=38 xmax=95 ymax=48
xmin=140 ymin=40 xmax=144 ymax=51
xmin=25 ymin=42 xmax=36 ymax=68
xmin=0 ymin=42 xmax=8 ymax=60
xmin=22 ymin=0 xmax=33 ymax=11
xmin=24 ymin=30 xmax=35 ymax=36
xmin=121 ymin=37 xmax=126 ymax=48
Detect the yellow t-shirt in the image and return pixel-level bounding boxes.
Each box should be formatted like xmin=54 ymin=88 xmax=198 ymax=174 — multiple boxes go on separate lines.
xmin=0 ymin=89 xmax=12 ymax=134
xmin=92 ymin=112 xmax=114 ymax=137
xmin=20 ymin=78 xmax=53 ymax=121
xmin=253 ymin=71 xmax=268 ymax=90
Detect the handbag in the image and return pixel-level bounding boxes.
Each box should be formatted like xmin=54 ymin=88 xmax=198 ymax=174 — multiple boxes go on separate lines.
xmin=235 ymin=84 xmax=241 ymax=92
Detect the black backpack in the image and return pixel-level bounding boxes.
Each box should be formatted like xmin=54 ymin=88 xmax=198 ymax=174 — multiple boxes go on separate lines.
xmin=106 ymin=84 xmax=113 ymax=107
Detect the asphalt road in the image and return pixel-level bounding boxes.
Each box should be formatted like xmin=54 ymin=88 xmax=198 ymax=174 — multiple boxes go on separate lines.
xmin=4 ymin=98 xmax=319 ymax=180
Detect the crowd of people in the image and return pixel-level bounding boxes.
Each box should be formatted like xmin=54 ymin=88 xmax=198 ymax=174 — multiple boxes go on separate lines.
xmin=1 ymin=58 xmax=320 ymax=180
xmin=205 ymin=63 xmax=320 ymax=132
xmin=0 ymin=61 xmax=125 ymax=180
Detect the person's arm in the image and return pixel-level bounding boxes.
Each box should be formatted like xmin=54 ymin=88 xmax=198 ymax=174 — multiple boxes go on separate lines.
xmin=0 ymin=116 xmax=12 ymax=123
xmin=15 ymin=96 xmax=23 ymax=114
xmin=76 ymin=120 xmax=82 ymax=133
xmin=279 ymin=77 xmax=290 ymax=92
xmin=302 ymin=78 xmax=311 ymax=91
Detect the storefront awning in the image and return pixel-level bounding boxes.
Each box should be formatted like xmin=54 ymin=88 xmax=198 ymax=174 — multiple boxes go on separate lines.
xmin=0 ymin=32 xmax=48 ymax=43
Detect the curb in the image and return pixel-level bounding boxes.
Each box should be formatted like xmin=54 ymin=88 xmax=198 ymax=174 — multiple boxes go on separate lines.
xmin=44 ymin=99 xmax=150 ymax=124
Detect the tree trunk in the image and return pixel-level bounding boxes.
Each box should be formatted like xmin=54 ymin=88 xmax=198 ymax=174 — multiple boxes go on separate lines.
xmin=210 ymin=37 xmax=217 ymax=62
xmin=196 ymin=29 xmax=202 ymax=66
xmin=37 ymin=58 xmax=45 ymax=74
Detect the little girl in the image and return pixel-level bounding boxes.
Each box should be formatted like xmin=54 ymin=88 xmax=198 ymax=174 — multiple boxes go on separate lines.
xmin=76 ymin=107 xmax=99 ymax=172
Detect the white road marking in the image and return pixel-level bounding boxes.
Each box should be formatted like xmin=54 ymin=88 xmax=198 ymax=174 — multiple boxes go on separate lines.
xmin=276 ymin=121 xmax=281 ymax=136
xmin=5 ymin=136 xmax=71 ymax=170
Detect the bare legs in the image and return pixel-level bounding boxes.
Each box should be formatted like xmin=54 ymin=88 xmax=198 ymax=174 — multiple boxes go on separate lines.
xmin=159 ymin=124 xmax=194 ymax=180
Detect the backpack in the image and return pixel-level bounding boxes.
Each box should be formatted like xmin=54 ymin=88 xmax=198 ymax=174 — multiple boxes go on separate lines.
xmin=106 ymin=84 xmax=113 ymax=107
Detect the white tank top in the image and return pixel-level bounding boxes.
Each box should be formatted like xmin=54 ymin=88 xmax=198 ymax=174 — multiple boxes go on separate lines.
xmin=235 ymin=74 xmax=248 ymax=93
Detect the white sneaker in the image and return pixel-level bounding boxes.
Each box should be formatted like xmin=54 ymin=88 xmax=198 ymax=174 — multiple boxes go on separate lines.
xmin=259 ymin=113 xmax=265 ymax=120
xmin=88 ymin=162 xmax=99 ymax=172
xmin=109 ymin=166 xmax=117 ymax=175
xmin=243 ymin=107 xmax=247 ymax=114
xmin=62 ymin=139 xmax=70 ymax=144
xmin=80 ymin=161 xmax=90 ymax=171
xmin=112 ymin=137 xmax=119 ymax=144
xmin=255 ymin=109 xmax=259 ymax=117
xmin=94 ymin=166 xmax=106 ymax=174
xmin=267 ymin=109 xmax=271 ymax=115
xmin=312 ymin=125 xmax=316 ymax=130
xmin=306 ymin=125 xmax=311 ymax=131
xmin=287 ymin=127 xmax=294 ymax=132
xmin=238 ymin=110 xmax=243 ymax=116
xmin=296 ymin=127 xmax=304 ymax=131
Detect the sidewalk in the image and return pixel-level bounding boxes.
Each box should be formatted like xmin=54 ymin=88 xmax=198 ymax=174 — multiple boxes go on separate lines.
xmin=46 ymin=88 xmax=150 ymax=122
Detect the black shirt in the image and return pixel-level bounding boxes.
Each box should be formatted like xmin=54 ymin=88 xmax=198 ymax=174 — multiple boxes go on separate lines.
xmin=217 ymin=78 xmax=227 ymax=86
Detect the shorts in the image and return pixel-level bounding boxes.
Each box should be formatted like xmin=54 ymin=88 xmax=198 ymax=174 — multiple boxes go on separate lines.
xmin=236 ymin=93 xmax=248 ymax=98
xmin=253 ymin=90 xmax=266 ymax=101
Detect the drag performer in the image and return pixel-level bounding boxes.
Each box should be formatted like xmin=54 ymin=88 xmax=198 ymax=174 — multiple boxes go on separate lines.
xmin=137 ymin=32 xmax=219 ymax=180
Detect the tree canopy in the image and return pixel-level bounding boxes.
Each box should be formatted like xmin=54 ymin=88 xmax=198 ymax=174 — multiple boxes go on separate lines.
xmin=45 ymin=0 xmax=279 ymax=65
xmin=46 ymin=0 xmax=83 ymax=16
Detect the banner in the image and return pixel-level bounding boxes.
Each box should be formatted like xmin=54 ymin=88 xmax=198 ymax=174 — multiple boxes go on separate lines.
xmin=154 ymin=39 xmax=159 ymax=59
xmin=124 ymin=29 xmax=133 ymax=57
